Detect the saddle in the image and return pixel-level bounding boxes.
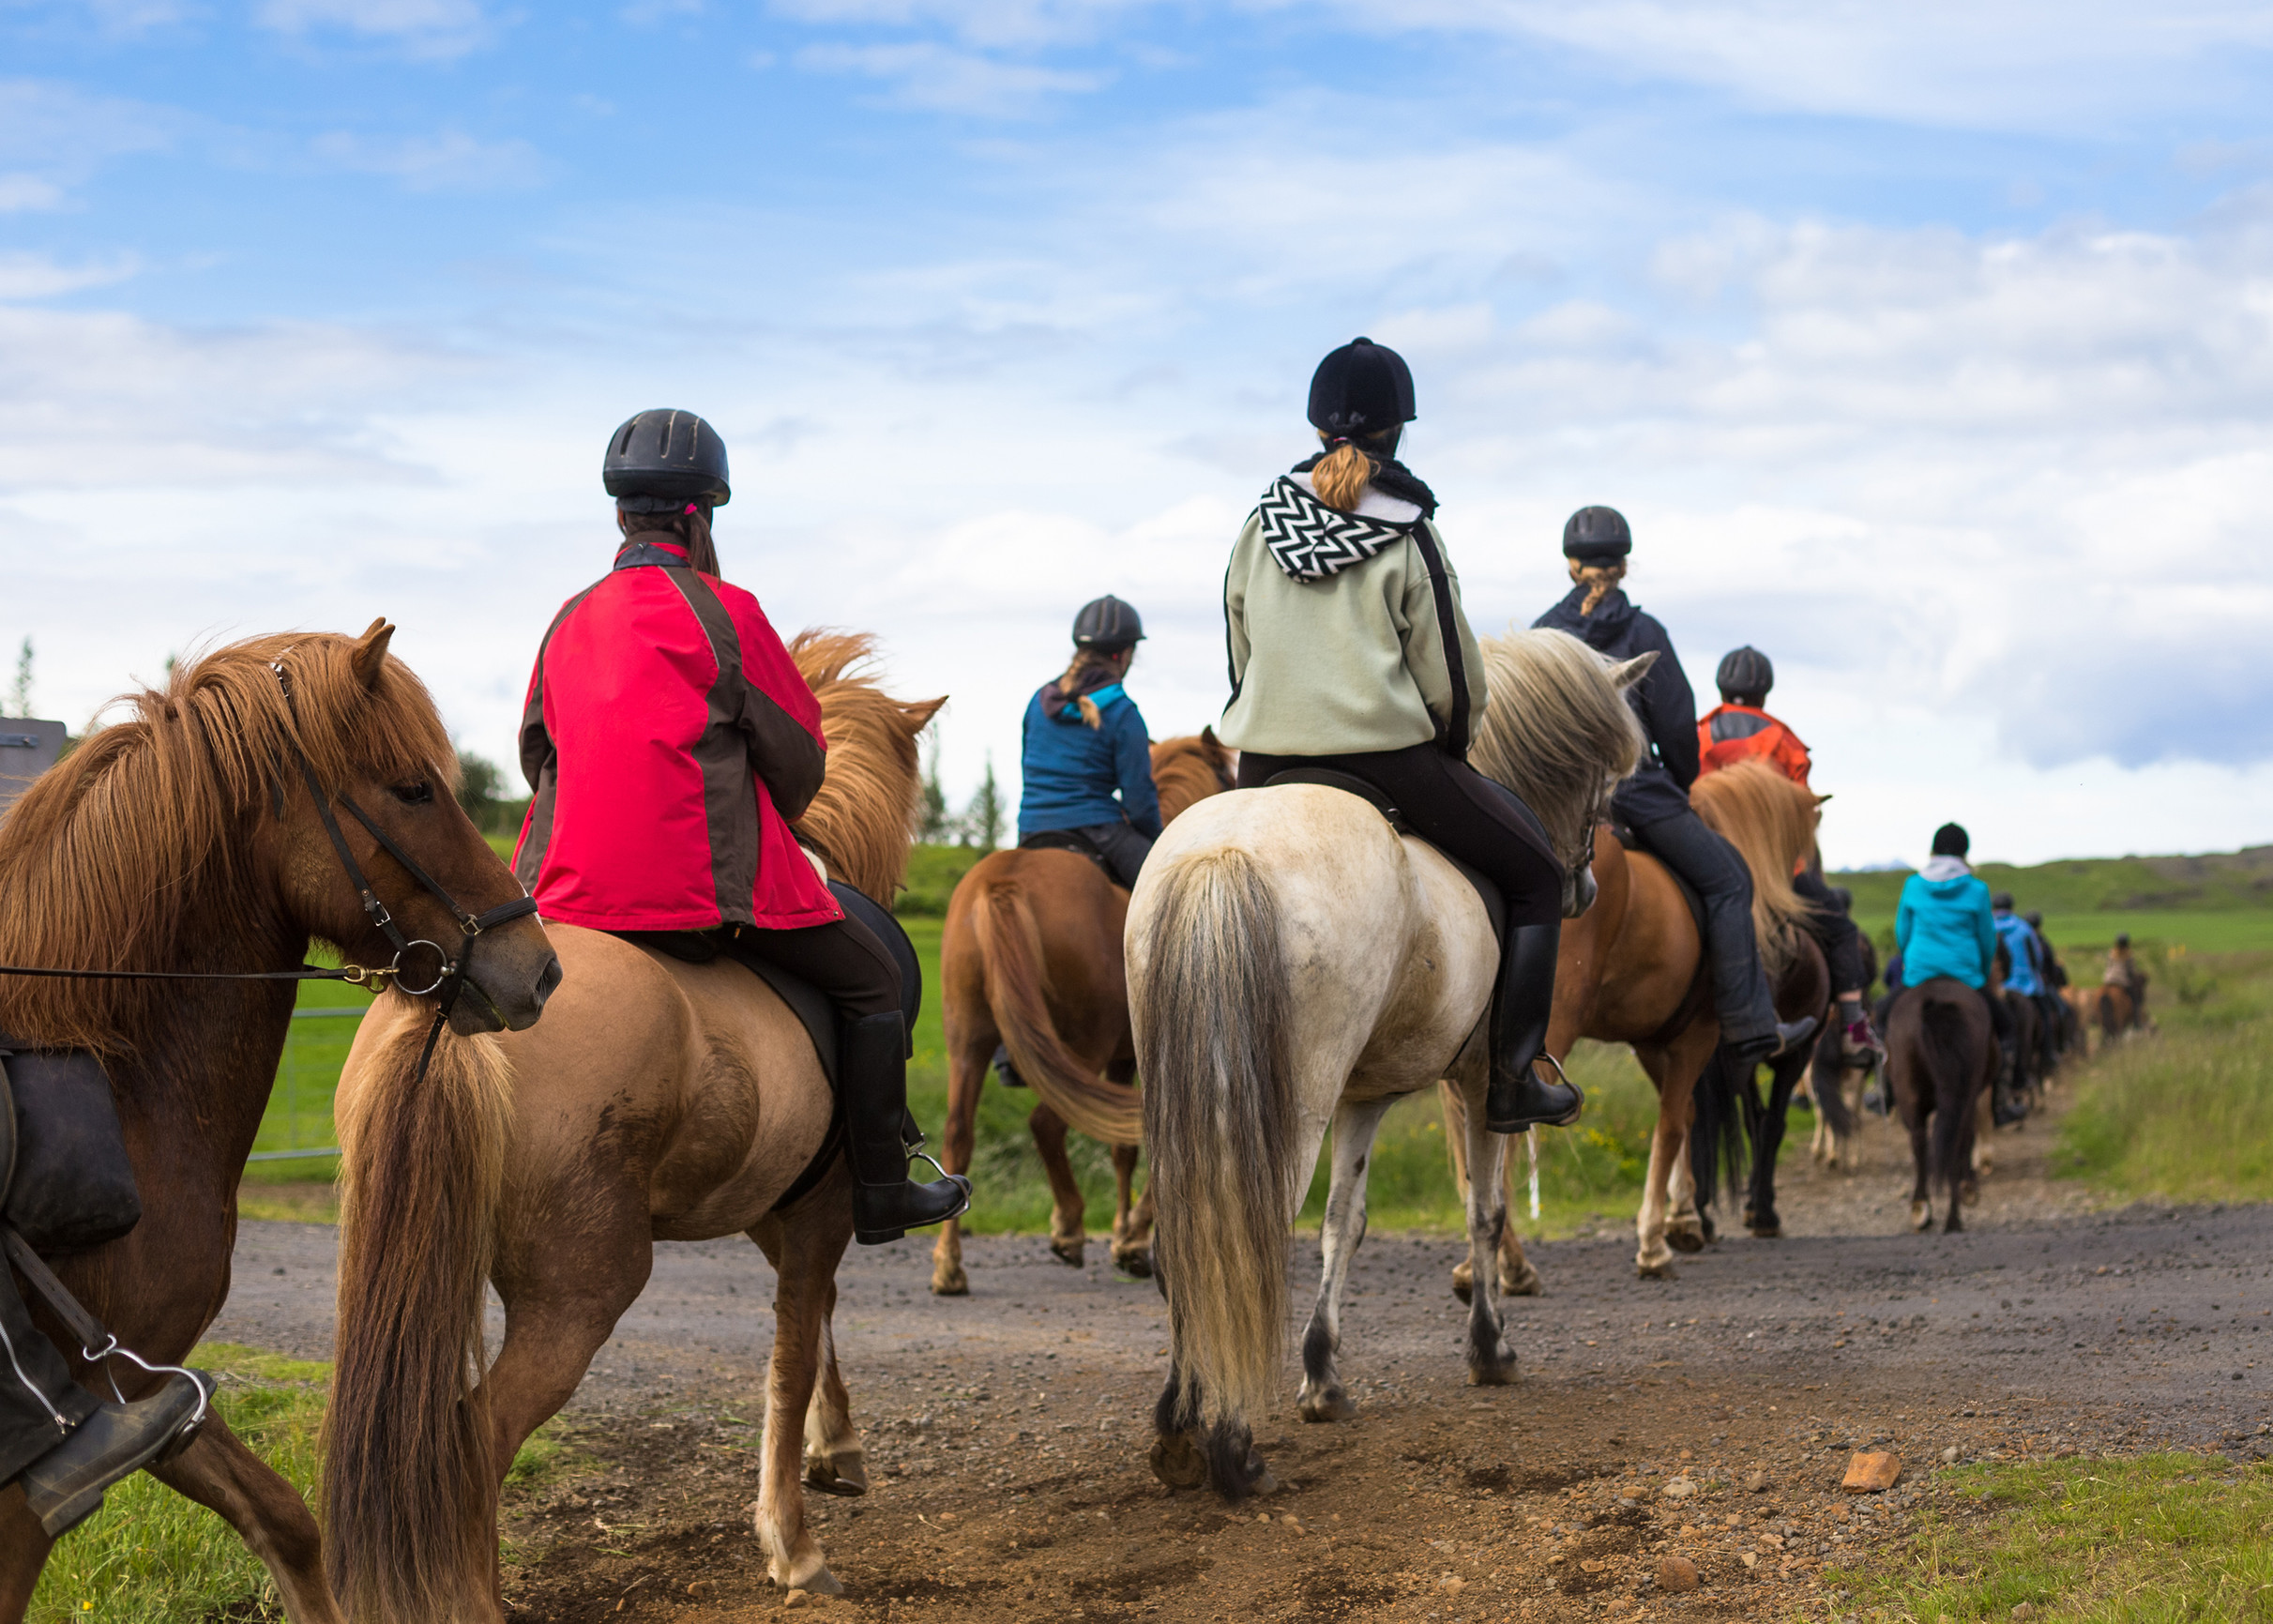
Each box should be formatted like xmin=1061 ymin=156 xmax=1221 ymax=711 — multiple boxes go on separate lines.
xmin=1261 ymin=769 xmax=1505 ymax=948
xmin=1016 ymin=827 xmax=1114 ymax=880
xmin=1609 ymin=824 xmax=1716 ymax=1049
xmin=0 ymin=1038 xmax=141 ymax=1253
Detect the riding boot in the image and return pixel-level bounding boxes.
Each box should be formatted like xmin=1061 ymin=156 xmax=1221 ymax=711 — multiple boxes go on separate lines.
xmin=842 ymin=1012 xmax=971 ymax=1246
xmin=990 ymin=1042 xmax=1027 ymax=1088
xmin=1482 ymin=921 xmax=1584 ymax=1133
xmin=15 ymin=1370 xmax=213 ymax=1539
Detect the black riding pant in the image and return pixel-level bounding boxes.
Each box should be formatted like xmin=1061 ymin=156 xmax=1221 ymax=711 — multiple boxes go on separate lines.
xmin=1234 ymin=742 xmax=1562 ymax=926
xmin=1629 ymin=808 xmax=1779 ymax=1047
xmin=621 ymin=914 xmax=902 ymax=1020
xmin=0 ymin=1265 xmax=98 ymax=1489
xmin=1792 ymin=869 xmax=1866 ymax=998
xmin=1074 ymin=822 xmax=1155 ymax=890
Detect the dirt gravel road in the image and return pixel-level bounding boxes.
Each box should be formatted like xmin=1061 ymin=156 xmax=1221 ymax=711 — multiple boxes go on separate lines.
xmin=213 ymin=1097 xmax=2273 ymax=1622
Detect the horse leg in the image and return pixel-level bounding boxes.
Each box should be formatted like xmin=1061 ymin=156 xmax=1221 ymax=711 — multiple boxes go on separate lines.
xmin=1298 ymin=1095 xmax=1395 ymax=1422
xmin=1635 ymin=1099 xmax=1684 ymax=1279
xmin=1109 ymin=1142 xmax=1154 ymax=1277
xmin=1665 ymin=1128 xmax=1706 ymax=1254
xmin=1497 ymin=1142 xmax=1542 ymax=1298
xmin=798 ymin=1274 xmax=866 ymax=1496
xmin=1966 ymin=1085 xmax=1992 ymax=1194
xmin=1030 ymin=1102 xmax=1089 ymax=1267
xmin=752 ymin=1193 xmax=856 ymax=1594
xmin=1455 ymin=1085 xmax=1519 ymax=1386
xmin=1748 ymin=1055 xmax=1804 ymax=1238
xmin=1903 ymin=1103 xmax=1933 ymax=1232
xmin=1440 ymin=1081 xmax=1478 ymax=1304
xmin=139 ymin=1417 xmax=343 ymax=1624
xmin=930 ymin=1024 xmax=992 ymax=1297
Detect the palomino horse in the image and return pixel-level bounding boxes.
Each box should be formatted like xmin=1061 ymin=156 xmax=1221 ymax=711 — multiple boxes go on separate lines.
xmin=1133 ymin=630 xmax=1644 ymax=1498
xmin=325 ymin=631 xmax=936 ymax=1618
xmin=1885 ymin=979 xmax=1997 ymax=1232
xmin=1445 ymin=756 xmax=1818 ymax=1284
xmin=0 ymin=625 xmax=557 ymax=1622
xmin=931 ymin=731 xmax=1234 ymax=1296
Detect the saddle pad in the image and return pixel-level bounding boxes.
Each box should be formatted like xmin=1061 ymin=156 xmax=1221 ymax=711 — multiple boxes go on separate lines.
xmin=1261 ymin=769 xmax=1504 ymax=949
xmin=1016 ymin=828 xmax=1113 ymax=876
xmin=0 ymin=1040 xmax=142 ymax=1253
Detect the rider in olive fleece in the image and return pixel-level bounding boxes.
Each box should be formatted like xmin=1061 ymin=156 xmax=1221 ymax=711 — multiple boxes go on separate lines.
xmin=1220 ymin=337 xmax=1577 ymax=1134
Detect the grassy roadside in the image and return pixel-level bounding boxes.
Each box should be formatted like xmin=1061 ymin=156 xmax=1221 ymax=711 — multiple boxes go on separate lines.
xmin=29 ymin=1345 xmax=573 ymax=1623
xmin=1831 ymin=1452 xmax=2273 ymax=1622
xmin=2052 ymin=948 xmax=2273 ymax=1206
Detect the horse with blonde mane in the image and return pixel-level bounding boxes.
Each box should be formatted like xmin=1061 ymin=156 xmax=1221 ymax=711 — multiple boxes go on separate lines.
xmin=1131 ymin=630 xmax=1644 ymax=1498
xmin=0 ymin=624 xmax=556 ymax=1621
xmin=1440 ymin=756 xmax=1822 ymax=1286
xmin=931 ymin=730 xmax=1235 ymax=1296
xmin=324 ymin=631 xmax=938 ymax=1617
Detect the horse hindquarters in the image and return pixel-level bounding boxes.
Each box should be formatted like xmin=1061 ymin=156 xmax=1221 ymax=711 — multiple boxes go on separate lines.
xmin=1136 ymin=849 xmax=1295 ymax=1499
xmin=1917 ymin=997 xmax=1979 ymax=1233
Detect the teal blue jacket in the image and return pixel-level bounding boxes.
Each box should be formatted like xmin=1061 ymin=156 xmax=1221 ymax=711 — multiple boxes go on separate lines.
xmin=1895 ymin=862 xmax=1997 ymax=990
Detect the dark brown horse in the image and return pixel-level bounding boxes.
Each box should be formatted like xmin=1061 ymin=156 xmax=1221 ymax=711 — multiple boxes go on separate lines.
xmin=0 ymin=624 xmax=557 ymax=1621
xmin=930 ymin=731 xmax=1235 ymax=1296
xmin=1886 ymin=979 xmax=1997 ymax=1232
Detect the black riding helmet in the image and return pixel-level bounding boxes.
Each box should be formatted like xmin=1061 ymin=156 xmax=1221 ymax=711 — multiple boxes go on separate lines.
xmin=1993 ymin=891 xmax=2016 ymax=912
xmin=1931 ymin=823 xmax=1970 ymax=858
xmin=1717 ymin=645 xmax=1774 ymax=703
xmin=604 ymin=409 xmax=731 ymax=512
xmin=1562 ymin=506 xmax=1631 ymax=566
xmin=1072 ymin=595 xmax=1144 ymax=651
xmin=1308 ymin=338 xmax=1416 ymax=439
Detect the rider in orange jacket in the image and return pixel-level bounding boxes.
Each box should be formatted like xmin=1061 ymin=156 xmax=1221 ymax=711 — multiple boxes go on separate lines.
xmin=1696 ymin=645 xmax=1879 ymax=1064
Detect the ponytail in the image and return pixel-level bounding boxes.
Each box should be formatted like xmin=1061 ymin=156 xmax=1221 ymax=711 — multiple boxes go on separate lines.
xmin=619 ymin=501 xmax=721 ymax=575
xmin=1308 ymin=426 xmax=1403 ymax=513
xmin=1055 ymin=647 xmax=1124 ymax=729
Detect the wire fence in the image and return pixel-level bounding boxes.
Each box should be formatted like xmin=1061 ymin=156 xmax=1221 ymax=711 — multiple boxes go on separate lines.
xmin=246 ymin=1005 xmax=364 ymax=1164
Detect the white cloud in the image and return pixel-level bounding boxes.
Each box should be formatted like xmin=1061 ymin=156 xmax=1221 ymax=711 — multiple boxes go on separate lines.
xmin=310 ymin=129 xmax=545 ymax=191
xmin=796 ymin=39 xmax=1107 ymax=114
xmin=255 ymin=0 xmax=495 ymax=56
xmin=0 ymin=78 xmax=179 ymax=205
xmin=769 ymin=0 xmax=1154 ymax=49
xmin=0 ymin=251 xmax=140 ymax=299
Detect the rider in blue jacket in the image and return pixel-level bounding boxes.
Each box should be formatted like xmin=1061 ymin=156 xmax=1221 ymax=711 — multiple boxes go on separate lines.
xmin=1992 ymin=895 xmax=2042 ymax=996
xmin=1894 ymin=823 xmax=2013 ymax=1047
xmin=1016 ymin=595 xmax=1161 ymax=890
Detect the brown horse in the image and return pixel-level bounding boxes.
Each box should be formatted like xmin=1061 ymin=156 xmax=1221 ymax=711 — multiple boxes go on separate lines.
xmin=0 ymin=624 xmax=557 ymax=1621
xmin=1446 ymin=757 xmax=1818 ymax=1283
xmin=929 ymin=731 xmax=1235 ymax=1296
xmin=1885 ymin=979 xmax=1996 ymax=1232
xmin=325 ymin=631 xmax=937 ymax=1620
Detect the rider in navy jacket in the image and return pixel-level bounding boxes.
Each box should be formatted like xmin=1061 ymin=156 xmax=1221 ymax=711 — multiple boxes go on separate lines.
xmin=1535 ymin=508 xmax=1811 ymax=1066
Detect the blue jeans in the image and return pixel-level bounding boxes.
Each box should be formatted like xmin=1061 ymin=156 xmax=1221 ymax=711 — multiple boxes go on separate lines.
xmin=1075 ymin=822 xmax=1154 ymax=888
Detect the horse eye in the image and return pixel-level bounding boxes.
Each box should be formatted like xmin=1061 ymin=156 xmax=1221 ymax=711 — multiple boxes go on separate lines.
xmin=392 ymin=781 xmax=434 ymax=806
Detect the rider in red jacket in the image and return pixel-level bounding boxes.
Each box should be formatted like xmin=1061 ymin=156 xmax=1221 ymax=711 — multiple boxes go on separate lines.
xmin=514 ymin=410 xmax=967 ymax=1243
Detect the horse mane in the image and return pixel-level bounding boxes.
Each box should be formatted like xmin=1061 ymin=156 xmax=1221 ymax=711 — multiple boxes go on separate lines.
xmin=0 ymin=629 xmax=453 ymax=1055
xmin=1690 ymin=759 xmax=1818 ymax=979
xmin=1151 ymin=729 xmax=1235 ymax=825
xmin=1469 ymin=629 xmax=1645 ymax=867
xmin=789 ymin=630 xmax=944 ymax=905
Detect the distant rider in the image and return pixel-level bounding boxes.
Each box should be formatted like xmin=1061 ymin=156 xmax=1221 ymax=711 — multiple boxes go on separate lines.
xmin=1016 ymin=596 xmax=1162 ymax=889
xmin=1536 ymin=514 xmax=1815 ymax=1068
xmin=1220 ymin=337 xmax=1579 ymax=1132
xmin=1992 ymin=892 xmax=2061 ymax=1072
xmin=1893 ymin=823 xmax=2011 ymax=1046
xmin=514 ymin=409 xmax=968 ymax=1245
xmin=2102 ymin=932 xmax=2151 ymax=1027
xmin=1694 ymin=645 xmax=1879 ymax=1064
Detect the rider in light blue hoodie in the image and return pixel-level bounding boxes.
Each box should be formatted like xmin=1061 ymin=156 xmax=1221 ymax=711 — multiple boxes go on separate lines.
xmin=1894 ymin=822 xmax=1997 ymax=990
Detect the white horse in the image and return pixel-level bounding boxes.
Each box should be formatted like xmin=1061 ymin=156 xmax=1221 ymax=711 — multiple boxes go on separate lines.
xmin=1132 ymin=629 xmax=1646 ymax=1496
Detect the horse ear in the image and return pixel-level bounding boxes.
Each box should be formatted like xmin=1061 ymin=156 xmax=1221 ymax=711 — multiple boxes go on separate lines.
xmin=350 ymin=619 xmax=395 ymax=691
xmin=1201 ymin=725 xmax=1221 ymax=751
xmin=1609 ymin=651 xmax=1657 ymax=690
xmin=902 ymin=695 xmax=947 ymax=732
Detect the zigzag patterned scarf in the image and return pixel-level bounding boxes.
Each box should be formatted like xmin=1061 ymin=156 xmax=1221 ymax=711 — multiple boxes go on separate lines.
xmin=1256 ymin=476 xmax=1420 ymax=584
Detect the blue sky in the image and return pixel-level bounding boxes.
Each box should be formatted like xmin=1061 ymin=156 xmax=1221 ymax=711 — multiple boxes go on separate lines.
xmin=6 ymin=0 xmax=2273 ymax=867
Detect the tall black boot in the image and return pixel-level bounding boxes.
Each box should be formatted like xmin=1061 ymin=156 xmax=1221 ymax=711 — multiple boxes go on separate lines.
xmin=1483 ymin=921 xmax=1584 ymax=1133
xmin=842 ymin=1012 xmax=971 ymax=1246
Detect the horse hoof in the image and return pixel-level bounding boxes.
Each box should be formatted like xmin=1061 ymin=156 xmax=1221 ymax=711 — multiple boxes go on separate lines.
xmin=1664 ymin=1225 xmax=1705 ymax=1255
xmin=1749 ymin=1222 xmax=1782 ymax=1240
xmin=1909 ymin=1204 xmax=1932 ymax=1232
xmin=802 ymin=1569 xmax=844 ymax=1597
xmin=1112 ymin=1248 xmax=1153 ymax=1280
xmin=1698 ymin=1210 xmax=1718 ymax=1243
xmin=1500 ymin=1263 xmax=1543 ymax=1298
xmin=1465 ymin=1360 xmax=1517 ymax=1388
xmin=1300 ymin=1389 xmax=1356 ymax=1423
xmin=1150 ymin=1431 xmax=1207 ymax=1490
xmin=1450 ymin=1265 xmax=1475 ymax=1306
xmin=1944 ymin=1213 xmax=1965 ymax=1235
xmin=803 ymin=1451 xmax=868 ymax=1496
xmin=1244 ymin=1453 xmax=1280 ymax=1497
xmin=1960 ymin=1181 xmax=1981 ymax=1207
xmin=1636 ymin=1260 xmax=1677 ymax=1281
xmin=1050 ymin=1240 xmax=1086 ymax=1268
xmin=931 ymin=1267 xmax=969 ymax=1298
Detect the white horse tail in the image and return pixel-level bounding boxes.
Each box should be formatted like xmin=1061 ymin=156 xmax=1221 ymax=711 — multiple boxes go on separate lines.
xmin=1137 ymin=846 xmax=1295 ymax=1464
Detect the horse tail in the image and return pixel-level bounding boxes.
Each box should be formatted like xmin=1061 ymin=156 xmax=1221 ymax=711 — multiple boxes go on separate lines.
xmin=1809 ymin=1019 xmax=1858 ymax=1142
xmin=1137 ymin=848 xmax=1294 ymax=1454
xmin=1688 ymin=1045 xmax=1750 ymax=1214
xmin=1919 ymin=995 xmax=1974 ymax=1192
xmin=973 ymin=876 xmax=1142 ymax=1145
xmin=324 ymin=1009 xmax=515 ymax=1623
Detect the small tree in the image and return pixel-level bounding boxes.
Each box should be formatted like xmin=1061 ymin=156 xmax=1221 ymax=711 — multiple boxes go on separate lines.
xmin=7 ymin=638 xmax=29 ymax=718
xmin=917 ymin=732 xmax=953 ymax=843
xmin=456 ymin=750 xmax=506 ymax=822
xmin=959 ymin=752 xmax=1005 ymax=851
